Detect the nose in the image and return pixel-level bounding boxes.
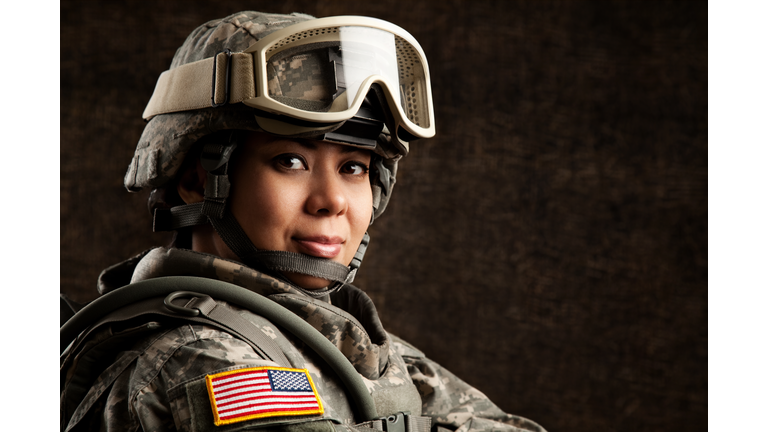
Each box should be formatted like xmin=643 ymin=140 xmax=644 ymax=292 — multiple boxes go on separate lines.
xmin=305 ymin=170 xmax=348 ymax=216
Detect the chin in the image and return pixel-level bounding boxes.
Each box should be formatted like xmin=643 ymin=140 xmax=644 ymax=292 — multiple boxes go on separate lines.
xmin=284 ymin=272 xmax=336 ymax=290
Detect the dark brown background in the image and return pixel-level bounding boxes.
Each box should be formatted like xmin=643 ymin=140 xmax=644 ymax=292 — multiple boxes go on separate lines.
xmin=61 ymin=1 xmax=707 ymax=431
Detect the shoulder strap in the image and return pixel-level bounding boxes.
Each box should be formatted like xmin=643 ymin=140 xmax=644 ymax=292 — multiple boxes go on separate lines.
xmin=64 ymin=294 xmax=291 ymax=367
xmin=60 ymin=293 xmax=83 ymax=327
xmin=171 ymin=292 xmax=291 ymax=366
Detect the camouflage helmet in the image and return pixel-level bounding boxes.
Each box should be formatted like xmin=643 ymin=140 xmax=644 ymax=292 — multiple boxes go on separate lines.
xmin=123 ymin=11 xmax=434 ymax=289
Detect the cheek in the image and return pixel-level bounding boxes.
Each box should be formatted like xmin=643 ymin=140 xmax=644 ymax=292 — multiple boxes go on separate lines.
xmin=349 ymin=185 xmax=373 ymax=235
xmin=342 ymin=186 xmax=373 ymax=266
xmin=229 ymin=171 xmax=301 ymax=242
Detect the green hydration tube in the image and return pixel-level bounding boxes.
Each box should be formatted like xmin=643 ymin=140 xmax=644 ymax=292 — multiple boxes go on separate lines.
xmin=60 ymin=276 xmax=379 ymax=421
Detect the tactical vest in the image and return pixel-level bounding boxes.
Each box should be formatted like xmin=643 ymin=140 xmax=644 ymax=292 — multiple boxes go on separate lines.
xmin=60 ymin=276 xmax=432 ymax=432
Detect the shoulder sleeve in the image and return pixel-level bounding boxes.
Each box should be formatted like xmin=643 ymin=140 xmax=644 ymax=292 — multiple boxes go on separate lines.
xmin=102 ymin=324 xmax=278 ymax=432
xmin=389 ymin=334 xmax=547 ymax=432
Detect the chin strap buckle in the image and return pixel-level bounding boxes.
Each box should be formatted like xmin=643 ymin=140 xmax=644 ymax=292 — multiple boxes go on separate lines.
xmin=350 ymin=232 xmax=370 ymax=271
xmin=345 ymin=232 xmax=370 ymax=284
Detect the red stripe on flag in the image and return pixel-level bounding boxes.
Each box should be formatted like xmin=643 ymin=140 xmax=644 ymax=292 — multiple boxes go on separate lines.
xmin=219 ymin=404 xmax=322 ymax=420
xmin=213 ymin=381 xmax=270 ymax=394
xmin=212 ymin=371 xmax=269 ymax=387
xmin=217 ymin=393 xmax=318 ymax=411
xmin=214 ymin=386 xmax=272 ymax=401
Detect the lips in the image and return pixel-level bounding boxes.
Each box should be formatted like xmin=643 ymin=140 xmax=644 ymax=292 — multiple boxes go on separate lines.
xmin=293 ymin=236 xmax=344 ymax=259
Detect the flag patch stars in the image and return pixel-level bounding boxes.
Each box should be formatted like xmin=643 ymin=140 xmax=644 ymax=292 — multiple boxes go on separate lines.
xmin=205 ymin=366 xmax=324 ymax=426
xmin=268 ymin=369 xmax=313 ymax=392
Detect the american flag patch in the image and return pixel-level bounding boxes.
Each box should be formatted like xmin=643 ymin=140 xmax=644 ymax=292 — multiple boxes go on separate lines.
xmin=205 ymin=366 xmax=324 ymax=425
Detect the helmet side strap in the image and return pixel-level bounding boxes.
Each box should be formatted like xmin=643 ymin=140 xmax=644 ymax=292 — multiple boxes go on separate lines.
xmin=200 ymin=134 xmax=239 ymax=219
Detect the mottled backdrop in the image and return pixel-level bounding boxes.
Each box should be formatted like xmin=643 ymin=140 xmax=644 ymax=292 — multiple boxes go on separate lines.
xmin=61 ymin=1 xmax=707 ymax=431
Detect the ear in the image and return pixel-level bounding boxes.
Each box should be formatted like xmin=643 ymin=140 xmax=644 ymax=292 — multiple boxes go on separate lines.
xmin=176 ymin=159 xmax=207 ymax=204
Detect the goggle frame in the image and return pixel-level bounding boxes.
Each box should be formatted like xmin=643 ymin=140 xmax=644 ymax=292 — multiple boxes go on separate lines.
xmin=241 ymin=16 xmax=436 ymax=140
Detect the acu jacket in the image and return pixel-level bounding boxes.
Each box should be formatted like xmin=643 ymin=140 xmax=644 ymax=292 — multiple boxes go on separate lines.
xmin=60 ymin=247 xmax=545 ymax=432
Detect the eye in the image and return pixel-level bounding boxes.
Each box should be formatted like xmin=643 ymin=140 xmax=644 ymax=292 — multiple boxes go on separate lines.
xmin=274 ymin=154 xmax=307 ymax=170
xmin=341 ymin=161 xmax=369 ymax=176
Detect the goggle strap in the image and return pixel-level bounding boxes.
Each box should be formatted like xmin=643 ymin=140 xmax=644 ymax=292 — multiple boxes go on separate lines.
xmin=143 ymin=52 xmax=257 ymax=119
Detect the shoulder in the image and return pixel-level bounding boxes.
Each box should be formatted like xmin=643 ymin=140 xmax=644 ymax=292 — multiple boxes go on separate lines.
xmin=102 ymin=321 xmax=273 ymax=402
xmin=138 ymin=322 xmax=270 ymax=385
xmin=61 ymin=319 xmax=275 ymax=431
xmin=389 ymin=332 xmax=426 ymax=359
xmin=131 ymin=323 xmax=288 ymax=432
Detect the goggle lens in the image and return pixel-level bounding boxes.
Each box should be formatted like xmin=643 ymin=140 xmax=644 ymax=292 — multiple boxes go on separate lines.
xmin=264 ymin=26 xmax=430 ymax=129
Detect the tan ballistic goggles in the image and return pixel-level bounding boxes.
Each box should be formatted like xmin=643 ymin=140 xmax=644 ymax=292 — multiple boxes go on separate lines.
xmin=143 ymin=16 xmax=435 ymax=142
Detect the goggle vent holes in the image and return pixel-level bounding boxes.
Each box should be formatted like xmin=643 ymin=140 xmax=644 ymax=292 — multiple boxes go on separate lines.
xmin=395 ymin=36 xmax=421 ymax=81
xmin=266 ymin=26 xmax=341 ymax=55
xmin=394 ymin=36 xmax=429 ymax=126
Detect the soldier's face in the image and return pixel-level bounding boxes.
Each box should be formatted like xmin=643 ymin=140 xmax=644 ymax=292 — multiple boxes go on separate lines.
xmin=228 ymin=133 xmax=373 ymax=289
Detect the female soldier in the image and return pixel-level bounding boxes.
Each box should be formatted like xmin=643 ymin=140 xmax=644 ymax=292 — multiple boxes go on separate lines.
xmin=60 ymin=11 xmax=545 ymax=432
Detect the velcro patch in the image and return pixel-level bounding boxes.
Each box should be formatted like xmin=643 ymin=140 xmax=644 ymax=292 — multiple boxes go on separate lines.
xmin=205 ymin=366 xmax=324 ymax=426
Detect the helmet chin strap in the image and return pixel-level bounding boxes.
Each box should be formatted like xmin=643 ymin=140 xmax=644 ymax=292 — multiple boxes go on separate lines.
xmin=152 ymin=131 xmax=369 ymax=287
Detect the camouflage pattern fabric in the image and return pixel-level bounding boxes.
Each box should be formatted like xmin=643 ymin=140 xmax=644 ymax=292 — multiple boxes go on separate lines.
xmin=392 ymin=339 xmax=546 ymax=432
xmin=61 ymin=247 xmax=545 ymax=431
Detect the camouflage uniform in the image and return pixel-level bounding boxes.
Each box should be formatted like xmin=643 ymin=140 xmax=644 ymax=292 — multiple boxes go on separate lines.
xmin=61 ymin=247 xmax=545 ymax=432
